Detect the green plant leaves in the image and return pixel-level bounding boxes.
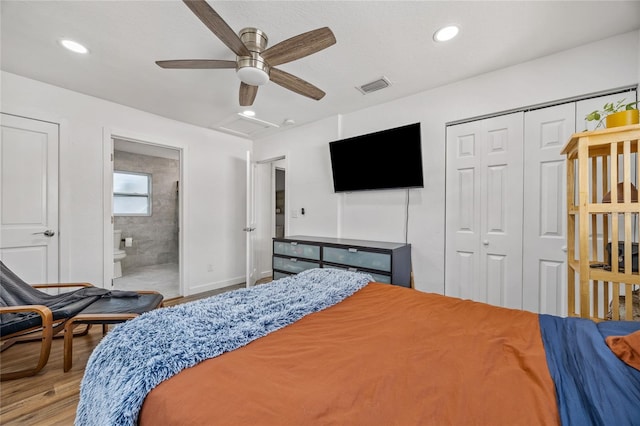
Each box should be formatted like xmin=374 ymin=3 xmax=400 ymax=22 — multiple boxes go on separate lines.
xmin=584 ymin=98 xmax=638 ymax=122
xmin=585 ymin=111 xmax=601 ymax=121
xmin=625 ymin=101 xmax=639 ymax=111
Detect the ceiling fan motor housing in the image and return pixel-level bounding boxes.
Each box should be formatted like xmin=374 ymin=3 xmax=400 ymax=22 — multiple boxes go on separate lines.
xmin=237 ymin=28 xmax=270 ymax=86
xmin=239 ymin=28 xmax=268 ymax=52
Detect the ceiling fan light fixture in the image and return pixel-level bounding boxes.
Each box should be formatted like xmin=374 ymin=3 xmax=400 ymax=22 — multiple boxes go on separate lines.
xmin=236 ymin=53 xmax=271 ymax=86
xmin=433 ymin=25 xmax=459 ymax=42
xmin=237 ymin=66 xmax=270 ymax=86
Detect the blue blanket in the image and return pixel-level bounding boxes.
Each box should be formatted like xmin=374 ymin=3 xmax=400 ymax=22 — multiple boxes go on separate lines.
xmin=539 ymin=315 xmax=640 ymax=426
xmin=75 ymin=268 xmax=372 ymax=426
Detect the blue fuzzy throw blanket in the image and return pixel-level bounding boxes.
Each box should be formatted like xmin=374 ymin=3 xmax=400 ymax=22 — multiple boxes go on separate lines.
xmin=75 ymin=269 xmax=372 ymax=426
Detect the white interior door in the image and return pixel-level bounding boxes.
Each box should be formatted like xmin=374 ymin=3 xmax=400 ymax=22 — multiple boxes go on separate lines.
xmin=445 ymin=113 xmax=524 ymax=309
xmin=0 ymin=114 xmax=59 ymax=283
xmin=522 ymin=104 xmax=574 ymax=315
xmin=245 ymin=151 xmax=257 ymax=287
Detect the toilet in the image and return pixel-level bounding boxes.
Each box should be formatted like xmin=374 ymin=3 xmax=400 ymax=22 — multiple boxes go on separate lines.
xmin=113 ymin=230 xmax=127 ymax=278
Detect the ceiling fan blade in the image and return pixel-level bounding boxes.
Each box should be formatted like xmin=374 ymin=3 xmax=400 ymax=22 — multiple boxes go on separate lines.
xmin=239 ymin=83 xmax=258 ymax=106
xmin=270 ymin=68 xmax=325 ymax=101
xmin=156 ymin=59 xmax=236 ymax=69
xmin=262 ymin=27 xmax=336 ymax=67
xmin=182 ymin=0 xmax=250 ymax=57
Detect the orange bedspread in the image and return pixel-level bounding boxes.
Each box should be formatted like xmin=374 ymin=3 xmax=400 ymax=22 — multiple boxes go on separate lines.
xmin=140 ymin=283 xmax=559 ymax=425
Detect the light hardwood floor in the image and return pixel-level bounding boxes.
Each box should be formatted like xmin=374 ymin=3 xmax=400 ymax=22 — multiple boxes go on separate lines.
xmin=0 ymin=284 xmax=249 ymax=425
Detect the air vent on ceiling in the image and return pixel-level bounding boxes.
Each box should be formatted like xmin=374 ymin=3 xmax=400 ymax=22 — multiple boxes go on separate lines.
xmin=216 ymin=113 xmax=279 ymax=137
xmin=357 ymin=76 xmax=391 ymax=94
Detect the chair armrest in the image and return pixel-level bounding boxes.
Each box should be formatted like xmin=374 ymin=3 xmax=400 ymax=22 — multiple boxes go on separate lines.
xmin=0 ymin=304 xmax=56 ymax=379
xmin=0 ymin=305 xmax=54 ymax=339
xmin=32 ymin=283 xmax=93 ymax=289
xmin=0 ymin=305 xmax=53 ymax=319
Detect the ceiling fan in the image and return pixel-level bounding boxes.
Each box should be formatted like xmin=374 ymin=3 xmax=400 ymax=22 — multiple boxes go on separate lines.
xmin=156 ymin=0 xmax=337 ymax=107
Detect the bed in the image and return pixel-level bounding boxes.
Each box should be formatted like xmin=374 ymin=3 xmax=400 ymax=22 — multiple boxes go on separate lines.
xmin=76 ymin=269 xmax=640 ymax=426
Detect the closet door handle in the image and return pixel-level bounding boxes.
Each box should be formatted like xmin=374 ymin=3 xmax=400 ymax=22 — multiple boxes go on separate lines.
xmin=482 ymin=240 xmax=489 ymax=246
xmin=561 ymin=246 xmax=567 ymax=252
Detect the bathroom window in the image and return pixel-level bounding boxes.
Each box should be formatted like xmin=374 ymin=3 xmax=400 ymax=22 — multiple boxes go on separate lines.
xmin=113 ymin=171 xmax=152 ymax=216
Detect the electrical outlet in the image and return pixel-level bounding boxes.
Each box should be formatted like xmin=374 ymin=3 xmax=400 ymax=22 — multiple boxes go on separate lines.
xmin=291 ymin=208 xmax=298 ymax=218
xmin=207 ymin=264 xmax=214 ymax=272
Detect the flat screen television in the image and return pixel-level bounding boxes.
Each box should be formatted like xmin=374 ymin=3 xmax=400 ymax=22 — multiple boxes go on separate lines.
xmin=329 ymin=122 xmax=424 ymax=192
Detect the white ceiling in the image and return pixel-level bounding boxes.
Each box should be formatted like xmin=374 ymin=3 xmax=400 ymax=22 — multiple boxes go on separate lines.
xmin=2 ymin=1 xmax=639 ymax=138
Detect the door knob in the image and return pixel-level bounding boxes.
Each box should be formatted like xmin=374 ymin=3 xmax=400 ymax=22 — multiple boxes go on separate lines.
xmin=561 ymin=246 xmax=567 ymax=252
xmin=482 ymin=240 xmax=489 ymax=246
xmin=33 ymin=230 xmax=55 ymax=237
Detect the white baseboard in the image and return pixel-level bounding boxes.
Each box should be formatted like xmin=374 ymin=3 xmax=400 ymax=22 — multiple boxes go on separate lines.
xmin=259 ymin=269 xmax=272 ymax=280
xmin=186 ymin=275 xmax=245 ymax=297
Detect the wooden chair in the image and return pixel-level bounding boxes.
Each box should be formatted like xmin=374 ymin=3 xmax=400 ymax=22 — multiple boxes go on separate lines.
xmin=1 ymin=262 xmax=102 ymax=380
xmin=0 ymin=261 xmax=163 ymax=380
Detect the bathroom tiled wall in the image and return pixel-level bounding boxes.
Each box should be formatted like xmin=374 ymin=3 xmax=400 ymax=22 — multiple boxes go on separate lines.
xmin=114 ymin=150 xmax=179 ymax=271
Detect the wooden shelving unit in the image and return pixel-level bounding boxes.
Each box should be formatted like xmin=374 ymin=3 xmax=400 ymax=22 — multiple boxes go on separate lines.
xmin=562 ymin=124 xmax=640 ymax=321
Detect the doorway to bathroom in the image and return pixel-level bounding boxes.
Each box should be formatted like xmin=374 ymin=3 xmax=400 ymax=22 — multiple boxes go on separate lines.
xmin=253 ymin=156 xmax=288 ymax=284
xmin=110 ymin=138 xmax=182 ymax=299
xmin=274 ymin=165 xmax=286 ymax=239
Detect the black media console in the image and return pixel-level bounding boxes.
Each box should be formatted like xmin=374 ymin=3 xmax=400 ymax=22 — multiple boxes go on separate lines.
xmin=272 ymin=235 xmax=412 ymax=287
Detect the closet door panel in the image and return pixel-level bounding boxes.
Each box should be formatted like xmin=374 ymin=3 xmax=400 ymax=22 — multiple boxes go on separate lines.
xmin=445 ymin=121 xmax=482 ymax=300
xmin=485 ymin=254 xmax=506 ymax=306
xmin=480 ymin=113 xmax=524 ymax=309
xmin=523 ymin=103 xmax=574 ymax=315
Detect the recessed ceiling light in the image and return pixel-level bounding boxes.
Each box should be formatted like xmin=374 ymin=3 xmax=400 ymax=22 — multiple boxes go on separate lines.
xmin=433 ymin=25 xmax=459 ymax=42
xmin=242 ymin=110 xmax=256 ymax=117
xmin=60 ymin=39 xmax=89 ymax=54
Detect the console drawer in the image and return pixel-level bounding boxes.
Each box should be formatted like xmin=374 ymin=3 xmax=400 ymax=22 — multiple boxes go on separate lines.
xmin=273 ymin=270 xmax=290 ymax=281
xmin=323 ymin=246 xmax=391 ymax=272
xmin=273 ymin=241 xmax=320 ymax=260
xmin=273 ymin=256 xmax=320 ymax=274
xmin=323 ymin=265 xmax=391 ymax=284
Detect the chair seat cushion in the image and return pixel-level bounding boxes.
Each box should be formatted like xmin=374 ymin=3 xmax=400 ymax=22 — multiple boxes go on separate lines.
xmin=0 ymin=296 xmax=101 ymax=337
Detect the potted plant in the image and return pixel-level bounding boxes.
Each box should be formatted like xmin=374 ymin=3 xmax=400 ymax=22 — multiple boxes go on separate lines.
xmin=585 ymin=98 xmax=639 ymax=129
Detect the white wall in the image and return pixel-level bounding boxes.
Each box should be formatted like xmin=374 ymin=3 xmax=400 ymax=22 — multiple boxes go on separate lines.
xmin=255 ymin=115 xmax=342 ymax=238
xmin=1 ymin=71 xmax=251 ymax=295
xmin=255 ymin=30 xmax=640 ymax=294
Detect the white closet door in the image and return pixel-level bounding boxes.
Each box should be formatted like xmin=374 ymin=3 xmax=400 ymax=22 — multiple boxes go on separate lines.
xmin=522 ymin=104 xmax=574 ymax=316
xmin=480 ymin=113 xmax=524 ymax=308
xmin=446 ymin=112 xmax=524 ymax=308
xmin=445 ymin=120 xmax=482 ymax=300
